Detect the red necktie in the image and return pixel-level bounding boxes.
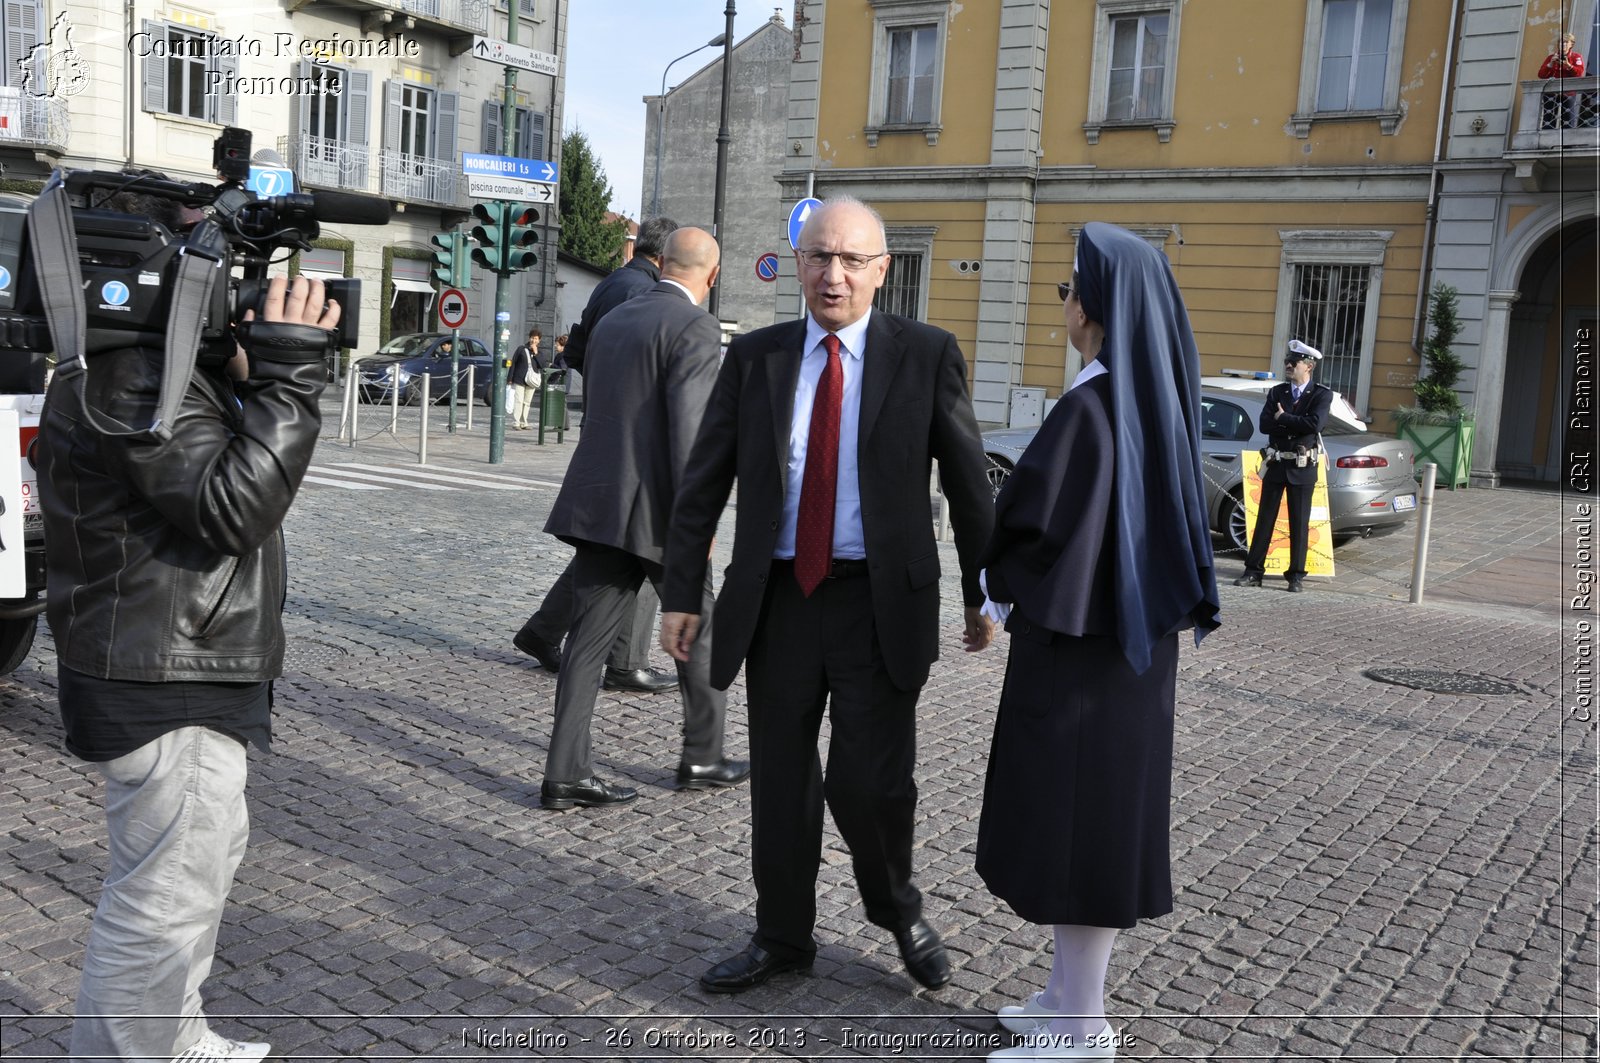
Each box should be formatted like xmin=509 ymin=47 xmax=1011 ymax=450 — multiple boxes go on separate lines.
xmin=795 ymin=334 xmax=843 ymax=596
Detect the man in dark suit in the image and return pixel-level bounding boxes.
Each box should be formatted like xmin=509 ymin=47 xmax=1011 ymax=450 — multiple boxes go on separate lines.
xmin=514 ymin=217 xmax=680 ymax=693
xmin=539 ymin=228 xmax=749 ymax=811
xmin=660 ymin=198 xmax=995 ymax=993
xmin=1235 ymin=339 xmax=1335 ymax=593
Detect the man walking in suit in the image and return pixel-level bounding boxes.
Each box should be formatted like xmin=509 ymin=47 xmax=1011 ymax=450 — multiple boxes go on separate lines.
xmin=539 ymin=228 xmax=749 ymax=810
xmin=1234 ymin=338 xmax=1335 ymax=592
xmin=660 ymin=198 xmax=995 ymax=992
xmin=514 ymin=217 xmax=680 ymax=693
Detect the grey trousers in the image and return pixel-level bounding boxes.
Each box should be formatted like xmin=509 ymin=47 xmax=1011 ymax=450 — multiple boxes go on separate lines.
xmin=71 ymin=726 xmax=250 ymax=1063
xmin=521 ymin=556 xmax=658 ymax=672
xmin=545 ymin=542 xmax=724 ymax=782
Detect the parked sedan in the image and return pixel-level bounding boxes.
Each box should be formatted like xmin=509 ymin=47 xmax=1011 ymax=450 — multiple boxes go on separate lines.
xmin=982 ymin=386 xmax=1416 ymax=552
xmin=354 ymin=333 xmax=494 ymax=405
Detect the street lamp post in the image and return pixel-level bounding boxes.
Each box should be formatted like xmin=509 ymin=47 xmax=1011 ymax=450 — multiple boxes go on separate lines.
xmin=651 ymin=32 xmax=727 ymax=218
xmin=709 ymin=1 xmax=736 ymax=319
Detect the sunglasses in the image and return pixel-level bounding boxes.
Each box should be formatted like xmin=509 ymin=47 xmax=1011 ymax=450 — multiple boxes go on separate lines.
xmin=1057 ymin=282 xmax=1074 ymax=302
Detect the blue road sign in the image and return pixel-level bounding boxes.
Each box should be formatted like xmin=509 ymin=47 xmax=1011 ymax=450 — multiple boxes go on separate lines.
xmin=463 ymin=153 xmax=558 ymax=184
xmin=0 ymin=266 xmax=10 ymax=293
xmin=247 ymin=166 xmax=296 ymax=196
xmin=787 ymin=198 xmax=823 ymax=250
xmin=755 ymin=253 xmax=780 ymax=282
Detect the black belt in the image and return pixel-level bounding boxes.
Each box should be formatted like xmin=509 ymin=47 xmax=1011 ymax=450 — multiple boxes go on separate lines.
xmin=772 ymin=557 xmax=869 ymax=579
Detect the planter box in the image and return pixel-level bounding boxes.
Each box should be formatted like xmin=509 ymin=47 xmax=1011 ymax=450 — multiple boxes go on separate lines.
xmin=1398 ymin=417 xmax=1475 ymax=490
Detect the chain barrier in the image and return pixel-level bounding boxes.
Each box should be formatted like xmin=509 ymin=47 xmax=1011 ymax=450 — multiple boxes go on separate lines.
xmin=337 ymin=363 xmax=487 ymax=453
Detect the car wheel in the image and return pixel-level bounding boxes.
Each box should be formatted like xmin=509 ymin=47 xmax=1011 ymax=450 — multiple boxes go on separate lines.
xmin=1222 ymin=489 xmax=1251 ymax=554
xmin=0 ymin=615 xmax=38 ymax=674
xmin=985 ymin=456 xmax=1014 ymax=498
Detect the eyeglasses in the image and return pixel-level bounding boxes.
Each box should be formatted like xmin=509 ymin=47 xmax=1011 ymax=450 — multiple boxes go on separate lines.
xmin=798 ymin=249 xmax=887 ymax=271
xmin=1057 ymin=282 xmax=1074 ymax=302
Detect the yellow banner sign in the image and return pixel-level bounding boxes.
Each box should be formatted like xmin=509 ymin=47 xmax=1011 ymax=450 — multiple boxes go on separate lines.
xmin=1240 ymin=451 xmax=1336 ymax=577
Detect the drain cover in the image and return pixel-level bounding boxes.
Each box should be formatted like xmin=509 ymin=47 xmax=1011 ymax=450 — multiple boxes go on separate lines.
xmin=1363 ymin=667 xmax=1520 ymax=695
xmin=283 ymin=639 xmax=350 ymax=670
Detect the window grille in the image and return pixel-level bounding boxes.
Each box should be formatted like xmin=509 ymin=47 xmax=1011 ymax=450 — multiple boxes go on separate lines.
xmin=874 ymin=254 xmax=924 ymax=320
xmin=1288 ymin=263 xmax=1369 ymax=400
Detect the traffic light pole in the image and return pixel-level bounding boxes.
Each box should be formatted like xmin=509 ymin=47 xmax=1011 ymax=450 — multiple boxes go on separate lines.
xmin=448 ymin=229 xmax=465 ymax=433
xmin=487 ymin=14 xmax=521 ymax=465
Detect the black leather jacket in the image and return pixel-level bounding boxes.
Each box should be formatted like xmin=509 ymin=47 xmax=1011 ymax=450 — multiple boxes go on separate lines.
xmin=38 ymin=344 xmax=326 ymax=682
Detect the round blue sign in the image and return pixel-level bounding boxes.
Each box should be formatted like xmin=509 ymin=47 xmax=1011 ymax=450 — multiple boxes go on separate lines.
xmin=755 ymin=253 xmax=780 ymax=282
xmin=101 ymin=281 xmax=130 ymax=306
xmin=787 ymin=198 xmax=823 ymax=250
xmin=0 ymin=266 xmax=10 ymax=293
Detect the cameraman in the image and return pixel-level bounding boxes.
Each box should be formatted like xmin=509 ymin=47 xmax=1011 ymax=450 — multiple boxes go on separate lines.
xmin=1234 ymin=339 xmax=1333 ymax=593
xmin=39 ymin=260 xmax=339 ymax=1063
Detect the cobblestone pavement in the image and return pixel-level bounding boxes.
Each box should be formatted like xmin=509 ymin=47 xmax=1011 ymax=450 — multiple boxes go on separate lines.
xmin=1 ymin=401 xmax=1594 ymax=1061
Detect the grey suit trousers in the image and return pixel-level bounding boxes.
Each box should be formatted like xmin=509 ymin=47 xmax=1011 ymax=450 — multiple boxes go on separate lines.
xmin=545 ymin=542 xmax=724 ymax=782
xmin=520 ymin=557 xmax=659 ymax=672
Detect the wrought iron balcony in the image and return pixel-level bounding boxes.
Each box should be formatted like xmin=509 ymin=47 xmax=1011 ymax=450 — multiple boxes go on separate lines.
xmin=0 ymin=89 xmax=69 ymax=156
xmin=287 ymin=0 xmax=490 ymax=38
xmin=277 ymin=134 xmax=463 ymax=209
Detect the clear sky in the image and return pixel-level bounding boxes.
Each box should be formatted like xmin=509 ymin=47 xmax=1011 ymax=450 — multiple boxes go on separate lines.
xmin=563 ymin=1 xmax=777 ymax=218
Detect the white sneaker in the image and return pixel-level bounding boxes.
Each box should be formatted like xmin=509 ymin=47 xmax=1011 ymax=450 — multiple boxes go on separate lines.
xmin=988 ymin=1021 xmax=1117 ymax=1060
xmin=998 ymin=991 xmax=1056 ymax=1033
xmin=171 ymin=1028 xmax=272 ymax=1062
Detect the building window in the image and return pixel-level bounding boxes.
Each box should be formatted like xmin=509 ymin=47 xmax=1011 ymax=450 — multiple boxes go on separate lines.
xmin=483 ymin=101 xmax=546 ymax=160
xmin=293 ymin=61 xmax=371 ymax=189
xmin=865 ymin=0 xmax=950 ymax=147
xmin=139 ymin=20 xmax=236 ymax=125
xmin=872 ymin=227 xmax=936 ymax=321
xmin=1107 ymin=13 xmax=1169 ymax=121
xmin=382 ymin=80 xmax=459 ymax=204
xmin=1271 ymin=230 xmax=1393 ymax=415
xmin=1084 ymin=1 xmax=1182 ymax=144
xmin=1290 ymin=0 xmax=1410 ymax=136
xmin=3 ymin=0 xmax=42 ymax=90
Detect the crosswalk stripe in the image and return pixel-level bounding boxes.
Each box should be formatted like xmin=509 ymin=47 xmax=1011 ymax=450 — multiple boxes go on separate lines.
xmin=306 ymin=466 xmax=457 ymax=490
xmin=326 ymin=462 xmax=542 ymax=490
xmin=303 ymin=474 xmax=388 ymax=490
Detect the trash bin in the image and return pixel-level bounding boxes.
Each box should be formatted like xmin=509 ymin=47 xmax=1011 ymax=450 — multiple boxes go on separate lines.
xmin=540 ymin=370 xmax=567 ymax=436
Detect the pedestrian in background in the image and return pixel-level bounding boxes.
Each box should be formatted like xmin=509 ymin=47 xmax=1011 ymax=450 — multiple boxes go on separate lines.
xmin=509 ymin=328 xmax=543 ymax=430
xmin=975 ymin=223 xmax=1220 ymax=1060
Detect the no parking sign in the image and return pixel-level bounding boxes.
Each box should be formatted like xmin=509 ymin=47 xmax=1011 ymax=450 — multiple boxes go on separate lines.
xmin=755 ymin=253 xmax=780 ymax=282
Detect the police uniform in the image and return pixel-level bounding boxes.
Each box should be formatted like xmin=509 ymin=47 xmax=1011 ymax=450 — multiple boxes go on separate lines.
xmin=1238 ymin=344 xmax=1334 ymax=590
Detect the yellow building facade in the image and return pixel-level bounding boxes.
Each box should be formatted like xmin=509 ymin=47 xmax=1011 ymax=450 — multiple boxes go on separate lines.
xmin=778 ymin=0 xmax=1598 ymax=487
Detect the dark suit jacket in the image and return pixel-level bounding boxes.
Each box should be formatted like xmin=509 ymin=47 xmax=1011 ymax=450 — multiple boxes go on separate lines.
xmin=562 ymin=257 xmax=661 ymax=374
xmin=1259 ymin=380 xmax=1334 ymax=486
xmin=544 ymin=282 xmax=721 ymax=564
xmin=662 ymin=312 xmax=994 ymax=693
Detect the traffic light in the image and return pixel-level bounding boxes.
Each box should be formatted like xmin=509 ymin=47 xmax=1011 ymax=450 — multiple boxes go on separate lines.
xmin=504 ymin=205 xmax=539 ymax=272
xmin=468 ymin=201 xmax=506 ymax=272
xmin=429 ymin=230 xmax=470 ymax=288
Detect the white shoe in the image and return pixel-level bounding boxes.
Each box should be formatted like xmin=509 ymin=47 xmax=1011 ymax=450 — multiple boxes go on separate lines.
xmin=998 ymin=991 xmax=1056 ymax=1033
xmin=988 ymin=1021 xmax=1117 ymax=1060
xmin=171 ymin=1028 xmax=272 ymax=1062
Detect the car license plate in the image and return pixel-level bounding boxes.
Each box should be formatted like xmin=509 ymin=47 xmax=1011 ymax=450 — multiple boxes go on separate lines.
xmin=1393 ymin=494 xmax=1417 ymax=512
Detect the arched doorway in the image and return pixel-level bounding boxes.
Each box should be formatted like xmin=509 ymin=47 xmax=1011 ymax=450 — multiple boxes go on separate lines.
xmin=1498 ymin=219 xmax=1599 ymax=485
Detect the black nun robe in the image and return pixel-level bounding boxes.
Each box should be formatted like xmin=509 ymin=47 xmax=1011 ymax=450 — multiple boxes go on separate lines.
xmin=975 ymin=222 xmax=1221 ymax=929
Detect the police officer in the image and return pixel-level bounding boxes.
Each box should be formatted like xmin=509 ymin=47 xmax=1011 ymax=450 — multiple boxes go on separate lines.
xmin=1234 ymin=339 xmax=1334 ymax=593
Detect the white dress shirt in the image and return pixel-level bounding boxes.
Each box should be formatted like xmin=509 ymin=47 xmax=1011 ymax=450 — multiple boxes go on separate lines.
xmin=774 ymin=311 xmax=871 ymax=559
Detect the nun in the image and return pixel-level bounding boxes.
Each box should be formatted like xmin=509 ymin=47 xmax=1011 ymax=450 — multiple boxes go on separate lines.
xmin=975 ymin=223 xmax=1222 ymax=1060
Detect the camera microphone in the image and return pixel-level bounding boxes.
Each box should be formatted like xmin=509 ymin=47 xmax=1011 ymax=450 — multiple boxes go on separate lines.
xmin=306 ymin=190 xmax=392 ymax=226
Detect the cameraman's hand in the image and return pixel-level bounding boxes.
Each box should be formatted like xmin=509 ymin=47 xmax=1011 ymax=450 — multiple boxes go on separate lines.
xmin=245 ymin=275 xmax=341 ymax=330
xmin=238 ymin=276 xmax=343 ymax=368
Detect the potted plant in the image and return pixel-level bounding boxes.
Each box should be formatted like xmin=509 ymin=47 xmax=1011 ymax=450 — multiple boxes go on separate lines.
xmin=1396 ymin=283 xmax=1475 ymax=489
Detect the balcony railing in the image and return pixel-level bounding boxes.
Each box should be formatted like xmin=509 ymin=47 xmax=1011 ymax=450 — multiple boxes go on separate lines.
xmin=1510 ymin=76 xmax=1600 ymax=153
xmin=0 ymin=89 xmax=69 ymax=155
xmin=278 ymin=135 xmax=462 ymax=208
xmin=304 ymin=0 xmax=491 ymax=37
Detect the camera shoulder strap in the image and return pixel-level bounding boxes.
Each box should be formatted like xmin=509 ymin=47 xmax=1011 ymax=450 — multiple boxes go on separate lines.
xmin=27 ymin=173 xmax=222 ymax=444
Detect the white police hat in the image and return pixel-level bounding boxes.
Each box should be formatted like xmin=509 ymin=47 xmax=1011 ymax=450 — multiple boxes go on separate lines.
xmin=1286 ymin=339 xmax=1322 ymax=362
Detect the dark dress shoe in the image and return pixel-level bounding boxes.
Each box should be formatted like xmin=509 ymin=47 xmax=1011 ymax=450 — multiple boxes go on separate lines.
xmin=513 ymin=630 xmax=561 ymax=672
xmin=603 ymin=666 xmax=679 ymax=693
xmin=676 ymin=758 xmax=751 ymax=791
xmin=1232 ymin=572 xmax=1262 ymax=587
xmin=540 ymin=776 xmax=638 ymax=810
xmin=893 ymin=919 xmax=951 ymax=989
xmin=700 ymin=944 xmax=812 ymax=994
xmin=1286 ymin=577 xmax=1305 ymax=593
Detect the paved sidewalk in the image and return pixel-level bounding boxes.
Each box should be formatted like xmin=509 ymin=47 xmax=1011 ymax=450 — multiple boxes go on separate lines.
xmin=0 ymin=401 xmax=1593 ymax=1061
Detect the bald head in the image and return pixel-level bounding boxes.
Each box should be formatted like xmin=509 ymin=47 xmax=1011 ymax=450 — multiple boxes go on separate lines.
xmin=660 ymin=227 xmax=722 ymax=305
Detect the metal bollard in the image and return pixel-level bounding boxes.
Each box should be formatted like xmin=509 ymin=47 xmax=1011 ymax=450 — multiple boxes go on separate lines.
xmin=389 ymin=367 xmax=401 ymax=433
xmin=340 ymin=362 xmax=359 ymax=444
xmin=418 ymin=373 xmax=430 ymax=464
xmin=466 ymin=365 xmax=476 ymax=431
xmin=1408 ymin=462 xmax=1438 ymax=604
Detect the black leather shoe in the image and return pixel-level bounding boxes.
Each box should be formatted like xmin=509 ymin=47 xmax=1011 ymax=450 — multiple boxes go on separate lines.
xmin=513 ymin=630 xmax=562 ymax=672
xmin=893 ymin=919 xmax=951 ymax=989
xmin=676 ymin=758 xmax=751 ymax=791
xmin=603 ymin=666 xmax=679 ymax=693
xmin=700 ymin=944 xmax=812 ymax=994
xmin=540 ymin=776 xmax=638 ymax=810
xmin=1286 ymin=577 xmax=1305 ymax=593
xmin=1232 ymin=572 xmax=1262 ymax=587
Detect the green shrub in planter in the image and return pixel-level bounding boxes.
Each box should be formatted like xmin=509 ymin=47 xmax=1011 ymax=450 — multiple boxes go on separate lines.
xmin=1396 ymin=284 xmax=1474 ymax=488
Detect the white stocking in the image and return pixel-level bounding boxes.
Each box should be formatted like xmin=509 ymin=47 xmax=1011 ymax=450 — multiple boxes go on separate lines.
xmin=1040 ymin=924 xmax=1117 ymax=1042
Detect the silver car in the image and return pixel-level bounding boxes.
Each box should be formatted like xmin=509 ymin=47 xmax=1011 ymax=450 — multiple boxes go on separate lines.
xmin=981 ymin=386 xmax=1417 ymax=552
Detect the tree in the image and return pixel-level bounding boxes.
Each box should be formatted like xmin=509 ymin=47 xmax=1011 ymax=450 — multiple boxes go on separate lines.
xmin=1412 ymin=283 xmax=1465 ymax=419
xmin=559 ymin=130 xmax=628 ymax=271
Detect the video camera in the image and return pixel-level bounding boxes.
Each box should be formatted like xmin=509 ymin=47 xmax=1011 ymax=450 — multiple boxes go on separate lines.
xmin=0 ymin=126 xmax=390 ymax=391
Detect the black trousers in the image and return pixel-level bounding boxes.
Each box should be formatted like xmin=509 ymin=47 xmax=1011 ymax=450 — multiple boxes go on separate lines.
xmin=519 ymin=556 xmax=659 ymax=672
xmin=742 ymin=565 xmax=923 ymax=960
xmin=1244 ymin=473 xmax=1315 ymax=580
xmin=544 ymin=543 xmax=724 ymax=782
